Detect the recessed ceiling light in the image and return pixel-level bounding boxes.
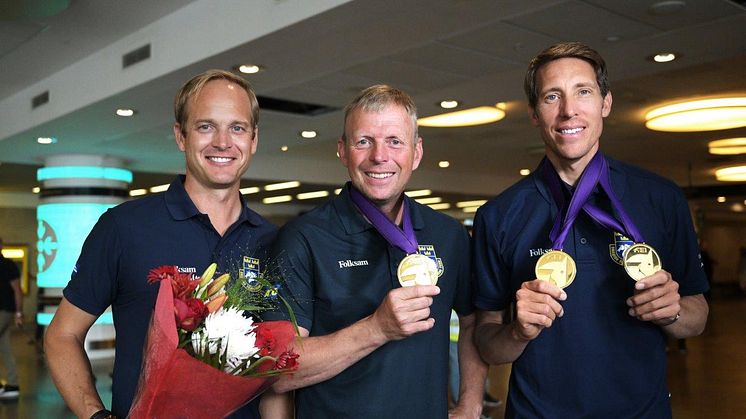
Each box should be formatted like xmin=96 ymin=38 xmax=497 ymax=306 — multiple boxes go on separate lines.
xmin=300 ymin=130 xmax=317 ymax=139
xmin=32 ymin=187 xmax=40 ymax=193
xmin=297 ymin=190 xmax=330 ymax=200
xmin=415 ymin=197 xmax=443 ymax=205
xmin=238 ymin=64 xmax=262 ymax=74
xmin=731 ymin=203 xmax=745 ymax=213
xmin=717 ymin=196 xmax=726 ymax=203
xmin=149 ymin=184 xmax=169 ymax=193
xmin=116 ymin=108 xmax=135 ymax=117
xmin=37 ymin=137 xmax=57 ymax=144
xmin=262 ymin=195 xmax=292 ymax=204
xmin=428 ymin=203 xmax=451 ymax=211
xmin=129 ymin=189 xmax=147 ymax=197
xmin=334 ymin=188 xmax=342 ymax=195
xmin=439 ymin=100 xmax=459 ymax=109
xmin=281 ymin=145 xmax=289 ymax=152
xmin=716 ymin=166 xmax=746 ymax=182
xmin=438 ymin=161 xmax=450 ymax=168
xmin=648 ymin=0 xmax=686 ymax=16
xmin=404 ymin=189 xmax=432 ymax=198
xmin=652 ymin=53 xmax=677 ymax=63
xmin=418 ymin=106 xmax=505 ymax=127
xmin=462 ymin=206 xmax=481 ymax=213
xmin=519 ymin=168 xmax=531 ymax=176
xmin=495 ymin=102 xmax=507 ymax=110
xmin=456 ymin=200 xmax=487 ymax=208
xmin=240 ymin=186 xmax=260 ymax=195
xmin=708 ymin=138 xmax=746 ymax=155
xmin=265 ymin=181 xmax=300 ymax=191
xmin=645 ymin=97 xmax=746 ymax=132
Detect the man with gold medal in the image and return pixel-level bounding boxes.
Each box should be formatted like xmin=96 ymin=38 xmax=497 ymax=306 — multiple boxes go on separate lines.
xmin=472 ymin=42 xmax=709 ymax=418
xmin=261 ymin=86 xmax=486 ymax=418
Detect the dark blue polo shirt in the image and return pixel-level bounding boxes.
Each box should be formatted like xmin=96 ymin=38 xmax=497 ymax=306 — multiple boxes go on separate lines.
xmin=268 ymin=182 xmax=473 ymax=419
xmin=472 ymin=157 xmax=708 ymax=419
xmin=64 ymin=175 xmax=276 ymax=418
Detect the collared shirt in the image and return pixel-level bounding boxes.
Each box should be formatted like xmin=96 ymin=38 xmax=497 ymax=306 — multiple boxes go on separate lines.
xmin=472 ymin=157 xmax=708 ymax=419
xmin=64 ymin=175 xmax=276 ymax=418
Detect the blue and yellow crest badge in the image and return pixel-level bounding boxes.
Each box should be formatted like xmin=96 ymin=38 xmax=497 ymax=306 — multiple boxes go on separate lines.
xmin=242 ymin=256 xmax=261 ymax=285
xmin=609 ymin=232 xmax=633 ymax=265
xmin=417 ymin=244 xmax=444 ymax=277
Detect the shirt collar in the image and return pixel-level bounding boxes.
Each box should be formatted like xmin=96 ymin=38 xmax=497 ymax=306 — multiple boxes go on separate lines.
xmin=334 ymin=182 xmax=424 ymax=235
xmin=165 ymin=175 xmax=263 ymax=226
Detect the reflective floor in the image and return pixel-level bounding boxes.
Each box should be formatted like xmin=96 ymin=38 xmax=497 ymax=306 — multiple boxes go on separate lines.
xmin=1 ymin=285 xmax=744 ymax=419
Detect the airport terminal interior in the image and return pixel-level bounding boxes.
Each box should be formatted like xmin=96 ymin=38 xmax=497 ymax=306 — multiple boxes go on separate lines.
xmin=1 ymin=0 xmax=746 ymax=418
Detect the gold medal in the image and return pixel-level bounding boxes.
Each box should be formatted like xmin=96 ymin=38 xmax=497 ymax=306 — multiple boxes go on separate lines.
xmin=398 ymin=253 xmax=439 ymax=287
xmin=534 ymin=250 xmax=576 ymax=289
xmin=622 ymin=243 xmax=662 ymax=281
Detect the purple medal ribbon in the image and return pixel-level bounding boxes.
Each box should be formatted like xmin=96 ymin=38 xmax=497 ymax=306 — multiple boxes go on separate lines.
xmin=348 ymin=185 xmax=418 ymax=254
xmin=543 ymin=151 xmax=644 ymax=250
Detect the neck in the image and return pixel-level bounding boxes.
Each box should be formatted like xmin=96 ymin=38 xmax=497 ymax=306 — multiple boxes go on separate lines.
xmin=547 ymin=151 xmax=598 ymax=186
xmin=378 ymin=196 xmax=405 ymax=225
xmin=184 ymin=180 xmax=242 ymax=236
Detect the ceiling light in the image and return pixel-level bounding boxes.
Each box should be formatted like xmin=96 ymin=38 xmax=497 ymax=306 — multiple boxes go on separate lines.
xmin=262 ymin=195 xmax=292 ymax=204
xmin=731 ymin=203 xmax=745 ymax=213
xmin=462 ymin=206 xmax=481 ymax=213
xmin=717 ymin=196 xmax=726 ymax=203
xmin=281 ymin=145 xmax=289 ymax=152
xmin=37 ymin=137 xmax=57 ymax=144
xmin=645 ymin=97 xmax=746 ymax=132
xmin=265 ymin=181 xmax=300 ymax=191
xmin=438 ymin=161 xmax=450 ymax=168
xmin=240 ymin=186 xmax=260 ymax=195
xmin=404 ymin=189 xmax=432 ymax=198
xmin=238 ymin=64 xmax=262 ymax=74
xmin=709 ymin=138 xmax=746 ymax=155
xmin=519 ymin=168 xmax=531 ymax=176
xmin=418 ymin=106 xmax=505 ymax=127
xmin=415 ymin=197 xmax=443 ymax=205
xmin=456 ymin=200 xmax=487 ymax=208
xmin=297 ymin=190 xmax=330 ymax=200
xmin=495 ymin=102 xmax=507 ymax=110
xmin=716 ymin=166 xmax=746 ymax=182
xmin=428 ymin=203 xmax=451 ymax=210
xmin=300 ymin=130 xmax=317 ymax=139
xmin=129 ymin=189 xmax=147 ymax=197
xmin=1 ymin=248 xmax=25 ymax=259
xmin=116 ymin=108 xmax=135 ymax=117
xmin=334 ymin=188 xmax=342 ymax=195
xmin=149 ymin=184 xmax=169 ymax=193
xmin=439 ymin=100 xmax=459 ymax=109
xmin=652 ymin=53 xmax=676 ymax=63
xmin=32 ymin=187 xmax=40 ymax=193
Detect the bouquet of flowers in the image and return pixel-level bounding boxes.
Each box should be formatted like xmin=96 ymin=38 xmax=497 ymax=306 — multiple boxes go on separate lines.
xmin=128 ymin=263 xmax=298 ymax=418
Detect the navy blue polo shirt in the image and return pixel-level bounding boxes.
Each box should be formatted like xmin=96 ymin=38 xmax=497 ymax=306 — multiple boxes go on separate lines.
xmin=472 ymin=157 xmax=708 ymax=419
xmin=268 ymin=182 xmax=473 ymax=419
xmin=64 ymin=175 xmax=276 ymax=418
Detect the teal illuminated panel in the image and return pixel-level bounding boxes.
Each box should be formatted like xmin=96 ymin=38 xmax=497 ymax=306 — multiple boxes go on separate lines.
xmin=37 ymin=203 xmax=115 ymax=288
xmin=37 ymin=166 xmax=133 ymax=183
xmin=37 ymin=312 xmax=113 ymax=326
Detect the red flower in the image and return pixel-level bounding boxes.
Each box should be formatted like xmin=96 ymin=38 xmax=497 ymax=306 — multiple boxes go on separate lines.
xmin=148 ymin=265 xmax=177 ymax=284
xmin=171 ymin=272 xmax=200 ymax=300
xmin=173 ymin=297 xmax=209 ymax=331
xmin=255 ymin=325 xmax=276 ymax=357
xmin=275 ymin=351 xmax=299 ymax=370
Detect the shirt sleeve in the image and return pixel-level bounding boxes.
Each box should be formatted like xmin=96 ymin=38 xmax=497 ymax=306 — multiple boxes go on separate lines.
xmin=63 ymin=210 xmax=121 ymax=316
xmin=262 ymin=222 xmax=315 ymax=331
xmin=471 ymin=205 xmax=512 ymax=312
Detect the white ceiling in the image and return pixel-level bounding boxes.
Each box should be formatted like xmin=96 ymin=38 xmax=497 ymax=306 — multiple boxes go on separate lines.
xmin=1 ymin=0 xmax=745 ymax=215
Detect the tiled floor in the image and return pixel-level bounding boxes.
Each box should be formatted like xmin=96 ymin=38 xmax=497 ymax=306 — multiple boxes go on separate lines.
xmin=1 ymin=286 xmax=745 ymax=418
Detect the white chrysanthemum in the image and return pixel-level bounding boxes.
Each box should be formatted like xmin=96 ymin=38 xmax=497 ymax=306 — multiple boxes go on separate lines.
xmin=192 ymin=307 xmax=260 ymax=374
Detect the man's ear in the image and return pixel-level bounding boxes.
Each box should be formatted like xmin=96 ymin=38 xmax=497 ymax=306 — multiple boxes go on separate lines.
xmin=337 ymin=137 xmax=348 ymax=168
xmin=174 ymin=124 xmax=186 ymax=151
xmin=528 ymin=105 xmax=540 ymax=127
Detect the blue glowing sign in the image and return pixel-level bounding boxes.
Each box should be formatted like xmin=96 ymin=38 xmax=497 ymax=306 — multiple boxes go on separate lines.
xmin=37 ymin=166 xmax=133 ymax=183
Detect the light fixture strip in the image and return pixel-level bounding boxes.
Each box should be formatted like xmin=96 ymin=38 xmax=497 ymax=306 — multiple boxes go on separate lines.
xmin=264 ymin=181 xmax=301 ymax=191
xmin=297 ymin=190 xmax=330 ymax=200
xmin=404 ymin=189 xmax=432 ymax=198
xmin=262 ymin=195 xmax=293 ymax=204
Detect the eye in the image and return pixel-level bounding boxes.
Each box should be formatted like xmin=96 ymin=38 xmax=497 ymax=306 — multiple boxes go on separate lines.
xmin=389 ymin=138 xmax=405 ymax=147
xmin=354 ymin=138 xmax=372 ymax=149
xmin=197 ymin=123 xmax=213 ymax=132
xmin=579 ymin=88 xmax=592 ymax=96
xmin=544 ymin=93 xmax=559 ymax=102
xmin=231 ymin=125 xmax=247 ymax=133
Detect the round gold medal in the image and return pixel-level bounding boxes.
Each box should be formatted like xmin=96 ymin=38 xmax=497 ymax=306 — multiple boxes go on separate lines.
xmin=397 ymin=253 xmax=439 ymax=287
xmin=534 ymin=250 xmax=576 ymax=289
xmin=622 ymin=243 xmax=662 ymax=281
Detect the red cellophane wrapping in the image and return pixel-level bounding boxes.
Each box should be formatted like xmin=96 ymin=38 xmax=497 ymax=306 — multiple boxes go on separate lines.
xmin=128 ymin=280 xmax=296 ymax=418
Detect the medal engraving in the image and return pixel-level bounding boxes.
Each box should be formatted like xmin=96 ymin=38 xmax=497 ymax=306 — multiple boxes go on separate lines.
xmin=398 ymin=254 xmax=439 ymax=287
xmin=534 ymin=250 xmax=576 ymax=289
xmin=623 ymin=243 xmax=662 ymax=281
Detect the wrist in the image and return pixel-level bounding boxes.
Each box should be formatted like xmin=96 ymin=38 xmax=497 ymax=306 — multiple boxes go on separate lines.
xmin=658 ymin=312 xmax=680 ymax=327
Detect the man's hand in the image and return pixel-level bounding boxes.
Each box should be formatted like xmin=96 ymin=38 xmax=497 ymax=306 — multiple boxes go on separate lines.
xmin=626 ymin=269 xmax=680 ymax=325
xmin=513 ymin=279 xmax=567 ymax=341
xmin=369 ymin=285 xmax=440 ymax=342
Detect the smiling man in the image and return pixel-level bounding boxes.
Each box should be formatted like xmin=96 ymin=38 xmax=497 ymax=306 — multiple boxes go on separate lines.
xmin=45 ymin=70 xmax=276 ymax=419
xmin=261 ymin=85 xmax=486 ymax=419
xmin=472 ymin=42 xmax=709 ymax=418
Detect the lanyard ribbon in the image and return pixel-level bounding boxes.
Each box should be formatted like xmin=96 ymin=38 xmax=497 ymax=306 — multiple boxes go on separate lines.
xmin=349 ymin=185 xmax=418 ymax=254
xmin=542 ymin=151 xmax=644 ymax=250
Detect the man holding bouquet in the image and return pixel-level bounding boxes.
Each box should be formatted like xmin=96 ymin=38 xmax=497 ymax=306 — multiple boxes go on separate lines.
xmin=262 ymin=85 xmax=486 ymax=418
xmin=45 ymin=70 xmax=276 ymax=418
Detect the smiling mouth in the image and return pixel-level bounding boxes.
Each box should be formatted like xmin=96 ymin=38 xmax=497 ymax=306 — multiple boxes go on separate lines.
xmin=558 ymin=127 xmax=584 ymax=135
xmin=207 ymin=156 xmax=235 ymax=163
xmin=366 ymin=172 xmax=394 ymax=179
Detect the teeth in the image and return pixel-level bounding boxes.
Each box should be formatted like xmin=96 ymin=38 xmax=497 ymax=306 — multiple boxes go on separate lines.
xmin=560 ymin=127 xmax=583 ymax=134
xmin=367 ymin=172 xmax=393 ymax=179
xmin=208 ymin=157 xmax=233 ymax=163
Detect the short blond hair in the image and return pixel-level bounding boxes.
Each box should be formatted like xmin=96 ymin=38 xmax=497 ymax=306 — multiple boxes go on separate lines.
xmin=342 ymin=85 xmax=418 ymax=141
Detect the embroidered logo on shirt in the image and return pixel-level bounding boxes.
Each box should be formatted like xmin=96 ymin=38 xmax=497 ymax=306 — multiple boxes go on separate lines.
xmin=243 ymin=256 xmax=261 ymax=284
xmin=338 ymin=259 xmax=369 ymax=268
xmin=418 ymin=244 xmax=444 ymax=277
xmin=609 ymin=232 xmax=633 ymax=266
